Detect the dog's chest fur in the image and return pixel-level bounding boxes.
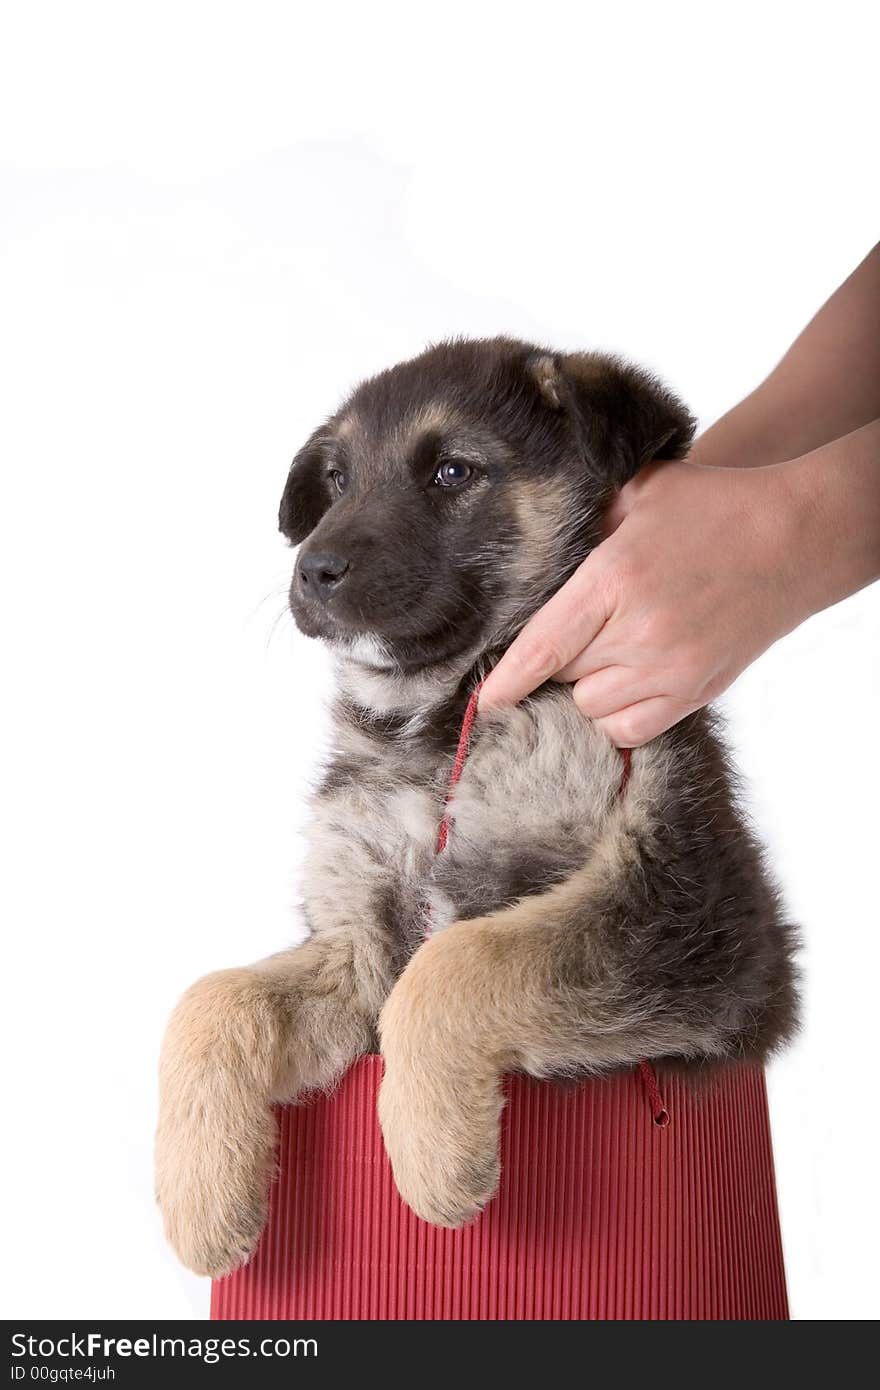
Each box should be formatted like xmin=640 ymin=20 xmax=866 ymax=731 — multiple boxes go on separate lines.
xmin=294 ymin=659 xmax=796 ymax=1067
xmin=302 ymin=680 xmax=632 ymax=956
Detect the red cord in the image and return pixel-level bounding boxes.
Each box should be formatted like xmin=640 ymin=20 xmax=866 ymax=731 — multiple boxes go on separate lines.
xmin=619 ymin=745 xmax=632 ymax=794
xmin=435 ymin=680 xmax=485 ymax=855
xmin=430 ymin=682 xmax=668 ymax=1127
xmin=638 ymin=1059 xmax=670 ymax=1128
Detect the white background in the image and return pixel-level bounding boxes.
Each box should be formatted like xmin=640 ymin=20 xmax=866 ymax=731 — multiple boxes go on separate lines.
xmin=2 ymin=1 xmax=878 ymax=1321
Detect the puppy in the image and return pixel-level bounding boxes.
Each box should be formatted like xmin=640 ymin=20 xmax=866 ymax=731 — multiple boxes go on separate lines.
xmin=156 ymin=337 xmax=798 ymax=1277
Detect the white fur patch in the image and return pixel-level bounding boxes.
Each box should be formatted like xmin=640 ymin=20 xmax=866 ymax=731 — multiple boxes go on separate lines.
xmin=345 ymin=635 xmax=396 ymax=670
xmin=335 ymin=644 xmax=485 ymax=718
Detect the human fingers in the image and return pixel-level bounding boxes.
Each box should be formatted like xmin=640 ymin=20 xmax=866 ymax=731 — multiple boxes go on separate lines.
xmin=570 ymin=667 xmax=663 ymax=720
xmin=555 ymin=631 xmax=628 ymax=683
xmin=594 ymin=694 xmax=699 ymax=748
xmin=479 ymin=562 xmax=611 ymax=708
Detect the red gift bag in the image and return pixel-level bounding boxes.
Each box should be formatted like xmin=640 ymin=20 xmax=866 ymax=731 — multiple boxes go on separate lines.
xmin=212 ymin=1053 xmax=788 ymax=1321
xmin=213 ymin=686 xmax=788 ymax=1320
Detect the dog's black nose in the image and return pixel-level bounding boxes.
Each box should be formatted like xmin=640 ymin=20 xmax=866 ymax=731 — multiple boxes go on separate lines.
xmin=297 ymin=549 xmax=350 ymax=600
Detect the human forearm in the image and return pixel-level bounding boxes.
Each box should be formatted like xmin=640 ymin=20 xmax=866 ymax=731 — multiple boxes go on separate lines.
xmin=481 ymin=423 xmax=880 ymax=745
xmin=778 ymin=418 xmax=880 ymax=623
xmin=691 ymin=242 xmax=880 ymax=469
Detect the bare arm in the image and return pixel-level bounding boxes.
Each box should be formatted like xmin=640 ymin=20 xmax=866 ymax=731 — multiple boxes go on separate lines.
xmin=691 ymin=241 xmax=880 ymax=468
xmin=481 ymin=247 xmax=880 ymax=746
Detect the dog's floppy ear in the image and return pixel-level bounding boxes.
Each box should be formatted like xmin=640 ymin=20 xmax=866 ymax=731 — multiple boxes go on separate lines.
xmin=278 ymin=428 xmax=333 ymax=543
xmin=529 ymin=351 xmax=696 ymax=488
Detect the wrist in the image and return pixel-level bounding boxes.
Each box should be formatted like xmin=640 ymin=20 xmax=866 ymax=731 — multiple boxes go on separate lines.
xmin=768 ymin=423 xmax=880 ymax=624
xmin=738 ymin=460 xmax=816 ymax=638
xmin=766 ymin=456 xmax=826 ymax=629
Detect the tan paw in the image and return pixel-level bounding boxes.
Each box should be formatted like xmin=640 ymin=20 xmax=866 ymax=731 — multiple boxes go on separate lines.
xmin=155 ymin=969 xmax=280 ymax=1277
xmin=378 ymin=1064 xmax=502 ymax=1226
xmin=377 ymin=946 xmax=504 ymax=1227
xmin=155 ymin=1101 xmax=274 ymax=1278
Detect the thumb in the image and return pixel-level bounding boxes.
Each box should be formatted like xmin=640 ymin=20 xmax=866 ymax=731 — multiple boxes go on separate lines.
xmin=602 ymin=488 xmax=630 ymax=538
xmin=603 ymin=460 xmax=666 ymax=537
xmin=480 ymin=560 xmax=610 ymax=708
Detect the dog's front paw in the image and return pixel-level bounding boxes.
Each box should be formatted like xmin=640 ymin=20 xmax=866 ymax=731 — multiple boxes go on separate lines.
xmin=155 ymin=1103 xmax=274 ymax=1278
xmin=377 ymin=946 xmax=504 ymax=1227
xmin=155 ymin=969 xmax=279 ymax=1278
xmin=378 ymin=1063 xmax=501 ymax=1226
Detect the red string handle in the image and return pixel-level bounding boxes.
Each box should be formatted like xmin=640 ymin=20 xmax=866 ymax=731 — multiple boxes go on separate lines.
xmin=638 ymin=1059 xmax=670 ymax=1128
xmin=431 ymin=681 xmax=669 ymax=1127
xmin=435 ymin=680 xmax=485 ymax=855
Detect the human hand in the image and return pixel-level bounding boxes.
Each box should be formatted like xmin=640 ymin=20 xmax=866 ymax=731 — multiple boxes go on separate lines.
xmin=479 ymin=458 xmax=808 ymax=746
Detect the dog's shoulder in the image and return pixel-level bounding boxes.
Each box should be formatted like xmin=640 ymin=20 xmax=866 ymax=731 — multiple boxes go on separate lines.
xmin=456 ymin=683 xmax=626 ymax=829
xmin=427 ymin=685 xmax=627 ymax=927
xmin=450 ymin=688 xmax=740 ymax=858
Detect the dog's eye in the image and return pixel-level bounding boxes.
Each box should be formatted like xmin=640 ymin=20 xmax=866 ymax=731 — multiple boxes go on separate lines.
xmin=329 ymin=469 xmax=348 ymax=495
xmin=434 ymin=460 xmax=473 ymax=488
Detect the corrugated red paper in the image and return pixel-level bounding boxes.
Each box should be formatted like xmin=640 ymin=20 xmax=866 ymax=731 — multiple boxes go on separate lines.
xmin=212 ymin=1055 xmax=788 ymax=1320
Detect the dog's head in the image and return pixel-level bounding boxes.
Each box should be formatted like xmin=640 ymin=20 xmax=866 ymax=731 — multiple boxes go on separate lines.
xmin=281 ymin=338 xmax=694 ymax=674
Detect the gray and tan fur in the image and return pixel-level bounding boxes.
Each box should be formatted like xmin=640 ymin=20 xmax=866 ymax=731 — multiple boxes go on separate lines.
xmin=156 ymin=338 xmax=798 ymax=1276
